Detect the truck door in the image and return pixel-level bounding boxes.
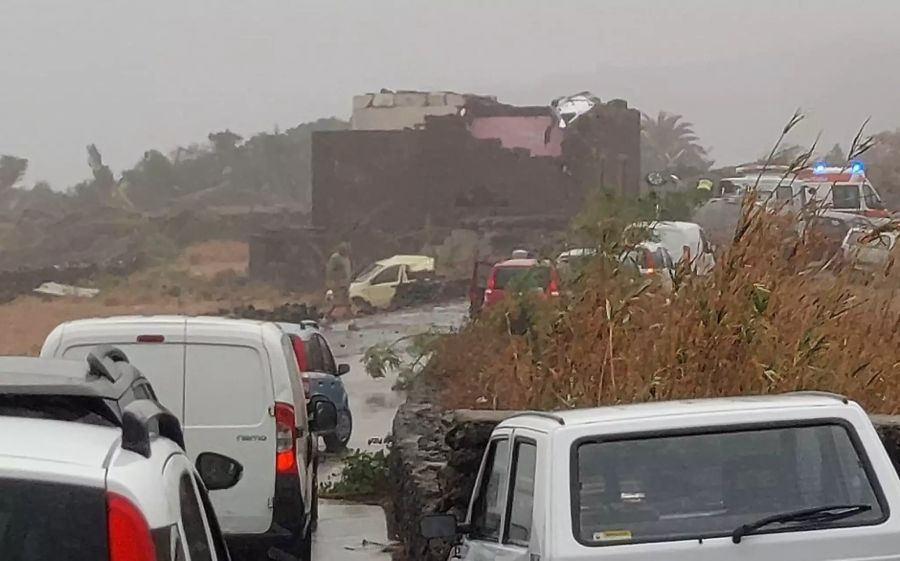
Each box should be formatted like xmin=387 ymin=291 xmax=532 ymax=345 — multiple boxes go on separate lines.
xmin=458 ymin=428 xmax=541 ymax=561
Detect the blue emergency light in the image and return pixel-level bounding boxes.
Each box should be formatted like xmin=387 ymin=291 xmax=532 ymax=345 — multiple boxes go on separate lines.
xmin=813 ymin=161 xmax=827 ymax=174
xmin=849 ymin=160 xmax=865 ymax=174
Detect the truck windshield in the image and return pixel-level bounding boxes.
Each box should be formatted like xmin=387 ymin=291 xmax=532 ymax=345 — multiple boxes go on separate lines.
xmin=0 ymin=478 xmax=107 ymax=559
xmin=573 ymin=423 xmax=883 ymax=546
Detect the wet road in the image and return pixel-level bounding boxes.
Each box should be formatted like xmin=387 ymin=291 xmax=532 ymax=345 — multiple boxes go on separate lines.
xmin=311 ymin=301 xmax=467 ymax=560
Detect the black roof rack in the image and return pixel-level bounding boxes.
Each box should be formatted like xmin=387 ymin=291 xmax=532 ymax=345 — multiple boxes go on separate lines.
xmin=121 ymin=400 xmax=185 ymax=458
xmin=86 ymin=346 xmax=130 ymax=383
xmin=0 ymin=348 xmax=144 ymax=404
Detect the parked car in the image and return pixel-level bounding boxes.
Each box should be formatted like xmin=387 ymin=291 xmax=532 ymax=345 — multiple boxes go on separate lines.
xmin=619 ymin=241 xmax=676 ymax=291
xmin=630 ymin=220 xmax=715 ymax=275
xmin=842 ymin=226 xmax=898 ymax=270
xmin=481 ymin=255 xmax=561 ymax=310
xmin=279 ymin=321 xmax=353 ymax=452
xmin=350 ymin=254 xmax=436 ymax=311
xmin=802 ymin=211 xmax=875 ymax=263
xmin=40 ymin=316 xmax=337 ymax=561
xmin=0 ymin=389 xmax=232 ymax=560
xmin=422 ymin=392 xmax=900 ymax=561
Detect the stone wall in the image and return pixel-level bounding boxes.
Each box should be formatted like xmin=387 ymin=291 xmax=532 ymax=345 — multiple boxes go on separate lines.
xmin=390 ymin=387 xmax=900 ymax=561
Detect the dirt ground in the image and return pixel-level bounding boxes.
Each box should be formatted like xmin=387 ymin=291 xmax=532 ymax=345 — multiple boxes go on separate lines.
xmin=0 ymin=240 xmax=312 ymax=356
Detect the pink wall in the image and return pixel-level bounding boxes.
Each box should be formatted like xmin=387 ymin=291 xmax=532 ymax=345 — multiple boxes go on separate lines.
xmin=467 ymin=116 xmax=563 ymax=157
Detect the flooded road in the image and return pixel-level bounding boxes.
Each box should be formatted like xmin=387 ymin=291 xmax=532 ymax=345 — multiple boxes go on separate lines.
xmin=319 ymin=301 xmax=466 ymax=457
xmin=311 ymin=301 xmax=467 ymax=561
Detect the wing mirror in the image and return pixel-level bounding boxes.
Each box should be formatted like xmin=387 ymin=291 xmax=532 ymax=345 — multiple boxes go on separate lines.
xmin=308 ymin=398 xmax=337 ymax=433
xmin=196 ymin=452 xmax=243 ymax=490
xmin=336 ymin=363 xmax=350 ymax=376
xmin=420 ymin=513 xmax=466 ymax=540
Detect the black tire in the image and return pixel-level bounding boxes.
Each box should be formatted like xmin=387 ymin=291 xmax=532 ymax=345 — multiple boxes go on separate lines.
xmin=300 ymin=525 xmax=312 ymax=561
xmin=311 ymin=459 xmax=319 ymax=533
xmin=323 ymin=410 xmax=352 ymax=453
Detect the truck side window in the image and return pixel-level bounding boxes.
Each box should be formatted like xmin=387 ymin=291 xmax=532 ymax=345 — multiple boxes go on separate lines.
xmin=470 ymin=438 xmax=510 ymax=541
xmin=504 ymin=440 xmax=537 ymax=546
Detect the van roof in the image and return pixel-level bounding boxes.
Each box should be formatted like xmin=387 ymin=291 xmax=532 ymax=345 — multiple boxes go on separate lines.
xmin=56 ymin=315 xmax=272 ymax=329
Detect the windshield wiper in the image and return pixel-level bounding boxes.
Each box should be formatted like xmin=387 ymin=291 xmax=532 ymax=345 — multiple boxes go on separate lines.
xmin=731 ymin=504 xmax=872 ymax=544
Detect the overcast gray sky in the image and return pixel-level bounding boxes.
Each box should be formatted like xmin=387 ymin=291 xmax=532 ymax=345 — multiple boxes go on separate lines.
xmin=2 ymin=0 xmax=899 ymax=188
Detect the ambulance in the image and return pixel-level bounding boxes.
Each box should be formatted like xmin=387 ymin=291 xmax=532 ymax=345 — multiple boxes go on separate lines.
xmin=796 ymin=161 xmax=890 ymax=218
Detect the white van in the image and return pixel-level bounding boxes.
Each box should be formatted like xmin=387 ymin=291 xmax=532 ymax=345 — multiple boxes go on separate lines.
xmin=630 ymin=221 xmax=716 ymax=275
xmin=40 ymin=316 xmax=335 ymax=561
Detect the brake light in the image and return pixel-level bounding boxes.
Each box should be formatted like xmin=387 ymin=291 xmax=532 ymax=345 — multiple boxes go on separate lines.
xmin=290 ymin=334 xmax=308 ymax=371
xmin=107 ymin=492 xmax=156 ymax=561
xmin=274 ymin=402 xmax=297 ymax=473
xmin=486 ymin=270 xmax=497 ymax=290
xmin=548 ymin=276 xmax=560 ymax=297
xmin=136 ymin=335 xmax=165 ymax=343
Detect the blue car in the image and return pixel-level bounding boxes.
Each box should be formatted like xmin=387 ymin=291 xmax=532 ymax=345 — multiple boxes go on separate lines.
xmin=279 ymin=321 xmax=352 ymax=452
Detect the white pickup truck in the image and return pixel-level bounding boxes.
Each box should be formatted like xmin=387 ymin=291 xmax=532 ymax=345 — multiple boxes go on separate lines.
xmin=421 ymin=393 xmax=900 ymax=561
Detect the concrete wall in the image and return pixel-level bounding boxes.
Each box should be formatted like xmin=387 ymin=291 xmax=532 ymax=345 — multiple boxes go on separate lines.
xmin=467 ymin=116 xmax=563 ymax=157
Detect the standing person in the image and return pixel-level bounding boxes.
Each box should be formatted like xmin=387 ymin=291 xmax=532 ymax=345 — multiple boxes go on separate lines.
xmin=325 ymin=243 xmax=352 ymax=320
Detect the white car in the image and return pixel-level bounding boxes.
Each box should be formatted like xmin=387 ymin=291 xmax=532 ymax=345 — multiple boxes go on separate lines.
xmin=842 ymin=227 xmax=898 ymax=270
xmin=0 ymin=397 xmax=230 ymax=560
xmin=630 ymin=220 xmax=716 ymax=275
xmin=40 ymin=316 xmax=337 ymax=561
xmin=349 ymin=254 xmax=435 ymax=311
xmin=423 ymin=393 xmax=900 ymax=561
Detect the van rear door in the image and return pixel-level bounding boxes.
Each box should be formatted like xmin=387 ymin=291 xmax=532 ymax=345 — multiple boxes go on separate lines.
xmin=182 ymin=323 xmax=276 ymax=535
xmin=57 ymin=321 xmax=188 ymax=418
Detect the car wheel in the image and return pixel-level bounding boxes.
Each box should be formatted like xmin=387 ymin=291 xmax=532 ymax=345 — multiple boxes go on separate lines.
xmin=323 ymin=409 xmax=352 ymax=453
xmin=300 ymin=523 xmax=312 ymax=561
xmin=311 ymin=459 xmax=319 ymax=533
xmin=352 ymin=297 xmax=374 ymax=315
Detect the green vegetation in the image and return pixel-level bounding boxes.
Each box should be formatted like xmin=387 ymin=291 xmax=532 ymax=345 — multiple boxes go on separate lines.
xmin=319 ymin=449 xmax=390 ymax=501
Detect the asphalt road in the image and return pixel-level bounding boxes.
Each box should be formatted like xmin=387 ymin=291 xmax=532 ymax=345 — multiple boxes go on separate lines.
xmin=311 ymin=301 xmax=467 ymax=561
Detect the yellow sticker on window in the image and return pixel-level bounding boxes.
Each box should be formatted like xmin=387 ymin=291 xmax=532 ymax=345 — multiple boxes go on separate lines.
xmin=593 ymin=530 xmax=632 ymax=542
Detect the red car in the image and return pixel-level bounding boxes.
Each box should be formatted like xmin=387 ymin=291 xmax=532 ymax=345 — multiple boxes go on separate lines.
xmin=481 ymin=257 xmax=560 ymax=309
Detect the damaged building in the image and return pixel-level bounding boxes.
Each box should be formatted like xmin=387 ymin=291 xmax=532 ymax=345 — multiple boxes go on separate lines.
xmin=251 ymin=89 xmax=641 ymax=288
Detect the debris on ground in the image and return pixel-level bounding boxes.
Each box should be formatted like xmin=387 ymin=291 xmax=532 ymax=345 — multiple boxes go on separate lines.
xmin=33 ymin=282 xmax=100 ymax=299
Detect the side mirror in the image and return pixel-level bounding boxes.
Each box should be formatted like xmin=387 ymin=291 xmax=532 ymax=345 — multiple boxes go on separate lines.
xmin=196 ymin=452 xmax=243 ymax=491
xmin=420 ymin=513 xmax=462 ymax=540
xmin=336 ymin=363 xmax=351 ymax=376
xmin=308 ymin=398 xmax=337 ymax=433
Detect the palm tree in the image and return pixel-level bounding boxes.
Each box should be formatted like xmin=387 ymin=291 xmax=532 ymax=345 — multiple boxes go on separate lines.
xmin=0 ymin=155 xmax=28 ymax=192
xmin=641 ymin=112 xmax=712 ymax=173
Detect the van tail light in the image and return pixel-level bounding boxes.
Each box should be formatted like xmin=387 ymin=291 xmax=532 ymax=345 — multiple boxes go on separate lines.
xmin=290 ymin=335 xmax=308 ymax=371
xmin=107 ymin=492 xmax=156 ymax=561
xmin=274 ymin=402 xmax=297 ymax=474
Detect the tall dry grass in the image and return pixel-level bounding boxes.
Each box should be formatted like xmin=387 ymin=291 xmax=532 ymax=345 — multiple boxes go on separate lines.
xmin=430 ymin=203 xmax=900 ymax=414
